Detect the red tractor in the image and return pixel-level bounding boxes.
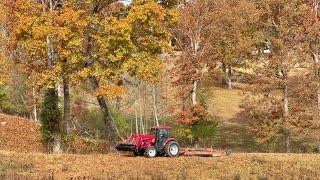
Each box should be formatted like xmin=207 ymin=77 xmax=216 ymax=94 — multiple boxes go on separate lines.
xmin=116 ymin=125 xmax=180 ymax=158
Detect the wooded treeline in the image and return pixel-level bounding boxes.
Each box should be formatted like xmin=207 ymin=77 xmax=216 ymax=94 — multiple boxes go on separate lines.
xmin=0 ymin=0 xmax=319 ymax=153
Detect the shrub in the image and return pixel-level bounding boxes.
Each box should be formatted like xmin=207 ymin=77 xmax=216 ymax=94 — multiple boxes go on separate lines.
xmin=40 ymin=89 xmax=62 ymax=145
xmin=75 ymin=107 xmax=130 ymax=140
xmin=173 ymin=105 xmax=219 ymax=147
xmin=112 ymin=111 xmax=130 ymax=138
xmin=0 ymin=85 xmax=28 ymax=116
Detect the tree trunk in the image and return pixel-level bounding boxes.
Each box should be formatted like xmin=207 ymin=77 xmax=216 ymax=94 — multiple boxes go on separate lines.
xmin=46 ymin=35 xmax=54 ymax=67
xmin=52 ymin=132 xmax=62 ymax=154
xmin=317 ymin=82 xmax=320 ymax=110
xmin=283 ymin=77 xmax=290 ymax=153
xmin=131 ymin=115 xmax=133 ymax=135
xmin=284 ymin=130 xmax=290 ymax=153
xmin=32 ymin=86 xmax=38 ymax=122
xmin=44 ymin=0 xmax=62 ymax=152
xmin=191 ymin=80 xmax=198 ymax=105
xmin=283 ymin=83 xmax=289 ymax=117
xmin=143 ymin=84 xmax=148 ymax=130
xmin=182 ymin=97 xmax=186 ymax=111
xmin=312 ymin=50 xmax=320 ymax=152
xmin=226 ymin=65 xmax=232 ymax=90
xmin=313 ymin=52 xmax=320 ymax=110
xmin=90 ymin=77 xmax=117 ymax=147
xmin=41 ymin=88 xmax=62 ymax=154
xmin=221 ymin=63 xmax=226 ymax=85
xmin=152 ymin=84 xmax=159 ymax=126
xmin=165 ymin=75 xmax=168 ymax=125
xmin=63 ymin=78 xmax=70 ymax=135
xmin=135 ymin=101 xmax=139 ymax=134
xmin=191 ymin=37 xmax=200 ymax=105
xmin=138 ymin=85 xmax=145 ymax=134
xmin=313 ymin=1 xmax=320 ymax=152
xmin=116 ymin=97 xmax=121 ymax=112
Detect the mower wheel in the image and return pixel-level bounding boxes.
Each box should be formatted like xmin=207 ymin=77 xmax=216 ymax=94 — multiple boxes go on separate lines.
xmin=165 ymin=141 xmax=180 ymax=157
xmin=226 ymin=149 xmax=232 ymax=156
xmin=145 ymin=146 xmax=157 ymax=158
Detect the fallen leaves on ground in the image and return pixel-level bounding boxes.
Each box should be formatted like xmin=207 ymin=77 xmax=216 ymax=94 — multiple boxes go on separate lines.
xmin=1 ymin=150 xmax=320 ymax=179
xmin=0 ymin=113 xmax=45 ymax=153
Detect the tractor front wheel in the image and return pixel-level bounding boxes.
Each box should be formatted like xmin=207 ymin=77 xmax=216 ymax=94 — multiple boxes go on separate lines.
xmin=145 ymin=146 xmax=157 ymax=158
xmin=165 ymin=141 xmax=180 ymax=157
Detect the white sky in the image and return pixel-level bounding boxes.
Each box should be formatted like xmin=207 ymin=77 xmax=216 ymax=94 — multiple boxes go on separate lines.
xmin=121 ymin=0 xmax=132 ymax=5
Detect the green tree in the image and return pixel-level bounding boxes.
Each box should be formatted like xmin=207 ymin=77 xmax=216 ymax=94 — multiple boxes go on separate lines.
xmin=174 ymin=105 xmax=218 ymax=147
xmin=40 ymin=88 xmax=62 ymax=152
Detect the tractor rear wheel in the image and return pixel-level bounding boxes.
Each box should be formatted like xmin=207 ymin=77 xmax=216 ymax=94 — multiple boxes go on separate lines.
xmin=145 ymin=146 xmax=157 ymax=158
xmin=165 ymin=141 xmax=180 ymax=157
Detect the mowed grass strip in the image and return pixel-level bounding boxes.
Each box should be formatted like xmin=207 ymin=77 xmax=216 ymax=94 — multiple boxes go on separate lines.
xmin=1 ymin=150 xmax=319 ymax=179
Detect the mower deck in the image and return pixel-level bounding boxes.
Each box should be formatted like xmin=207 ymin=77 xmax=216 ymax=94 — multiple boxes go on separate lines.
xmin=180 ymin=148 xmax=231 ymax=157
xmin=116 ymin=145 xmax=231 ymax=157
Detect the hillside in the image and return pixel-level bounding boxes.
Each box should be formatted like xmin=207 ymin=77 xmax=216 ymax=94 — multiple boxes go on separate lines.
xmin=1 ymin=150 xmax=320 ymax=179
xmin=205 ymin=85 xmax=260 ymax=151
xmin=0 ymin=114 xmax=45 ymax=153
xmin=206 ymin=86 xmax=244 ymax=122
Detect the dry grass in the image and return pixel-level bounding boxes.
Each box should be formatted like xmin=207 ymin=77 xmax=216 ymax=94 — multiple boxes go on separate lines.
xmin=206 ymin=87 xmax=245 ymax=121
xmin=205 ymin=86 xmax=263 ymax=152
xmin=1 ymin=150 xmax=320 ymax=179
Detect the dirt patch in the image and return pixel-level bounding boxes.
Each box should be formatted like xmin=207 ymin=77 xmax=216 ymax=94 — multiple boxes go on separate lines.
xmin=0 ymin=114 xmax=45 ymax=153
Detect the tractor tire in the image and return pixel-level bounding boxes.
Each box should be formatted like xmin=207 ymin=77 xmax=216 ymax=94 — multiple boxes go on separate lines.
xmin=165 ymin=141 xmax=180 ymax=157
xmin=145 ymin=146 xmax=157 ymax=158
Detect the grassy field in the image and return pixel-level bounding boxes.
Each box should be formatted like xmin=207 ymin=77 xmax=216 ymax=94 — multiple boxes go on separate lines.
xmin=1 ymin=150 xmax=320 ymax=179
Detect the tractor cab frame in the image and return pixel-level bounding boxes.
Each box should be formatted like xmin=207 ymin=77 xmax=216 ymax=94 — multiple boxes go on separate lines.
xmin=150 ymin=126 xmax=171 ymax=148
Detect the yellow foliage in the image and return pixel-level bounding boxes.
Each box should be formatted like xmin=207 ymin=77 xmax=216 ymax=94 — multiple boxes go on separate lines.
xmin=125 ymin=54 xmax=164 ymax=83
xmin=95 ymin=85 xmax=125 ymax=99
xmin=1 ymin=0 xmax=176 ymax=98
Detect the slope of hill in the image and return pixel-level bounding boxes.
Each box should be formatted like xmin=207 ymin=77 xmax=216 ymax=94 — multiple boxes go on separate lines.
xmin=205 ymin=86 xmax=259 ymax=151
xmin=0 ymin=113 xmax=45 ymax=153
xmin=206 ymin=86 xmax=244 ymax=121
xmin=0 ymin=113 xmax=110 ymax=154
